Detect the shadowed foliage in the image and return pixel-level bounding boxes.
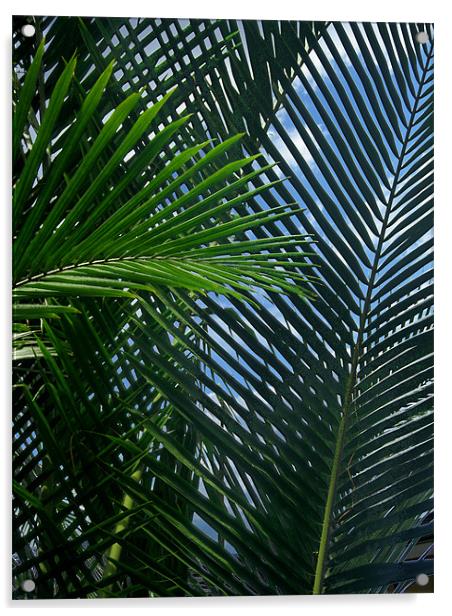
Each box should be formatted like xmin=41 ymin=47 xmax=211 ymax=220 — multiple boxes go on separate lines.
xmin=12 ymin=15 xmax=433 ymax=598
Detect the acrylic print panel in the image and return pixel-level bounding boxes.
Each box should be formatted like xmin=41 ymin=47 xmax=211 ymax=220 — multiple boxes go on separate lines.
xmin=12 ymin=15 xmax=433 ymax=598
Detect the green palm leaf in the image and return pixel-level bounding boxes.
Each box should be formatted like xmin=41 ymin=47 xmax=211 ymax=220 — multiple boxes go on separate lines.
xmin=13 ymin=51 xmax=313 ymax=306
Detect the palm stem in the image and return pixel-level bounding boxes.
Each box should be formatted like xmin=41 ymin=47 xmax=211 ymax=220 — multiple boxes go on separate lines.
xmin=102 ymin=468 xmax=142 ymax=592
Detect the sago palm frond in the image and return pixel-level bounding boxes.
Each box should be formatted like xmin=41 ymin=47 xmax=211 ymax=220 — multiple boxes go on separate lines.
xmin=12 ymin=15 xmax=433 ymax=598
xmin=12 ymin=42 xmax=315 ymax=361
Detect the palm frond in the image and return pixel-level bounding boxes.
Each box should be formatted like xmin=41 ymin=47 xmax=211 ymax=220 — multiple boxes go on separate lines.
xmin=12 ymin=43 xmax=316 ymax=373
xmin=12 ymin=16 xmax=433 ymax=597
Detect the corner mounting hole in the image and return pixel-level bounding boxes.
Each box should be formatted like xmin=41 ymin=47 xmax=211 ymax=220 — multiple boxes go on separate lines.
xmin=21 ymin=579 xmax=36 ymax=592
xmin=416 ymin=573 xmax=429 ymax=586
xmin=415 ymin=31 xmax=429 ymax=44
xmin=21 ymin=24 xmax=36 ymax=38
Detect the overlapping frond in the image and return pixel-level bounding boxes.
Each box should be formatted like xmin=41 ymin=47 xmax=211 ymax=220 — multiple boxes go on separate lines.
xmin=12 ymin=15 xmax=433 ymax=598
